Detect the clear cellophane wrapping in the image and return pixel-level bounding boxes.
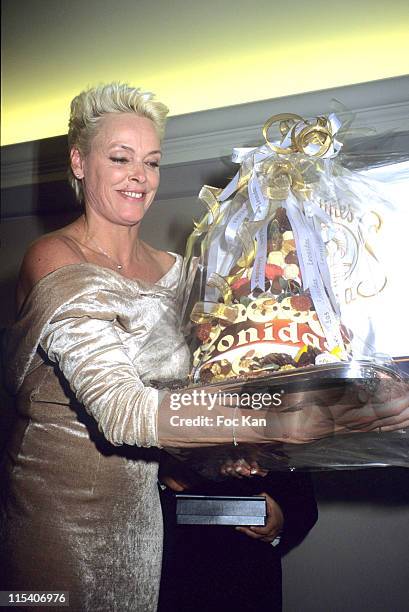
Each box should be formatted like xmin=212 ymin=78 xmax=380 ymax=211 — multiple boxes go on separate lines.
xmin=164 ymin=113 xmax=409 ymax=474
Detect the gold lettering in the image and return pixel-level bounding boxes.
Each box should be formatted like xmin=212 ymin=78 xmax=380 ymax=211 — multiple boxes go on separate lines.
xmin=320 ymin=200 xmax=354 ymax=223
xmin=345 ymin=286 xmax=357 ymax=304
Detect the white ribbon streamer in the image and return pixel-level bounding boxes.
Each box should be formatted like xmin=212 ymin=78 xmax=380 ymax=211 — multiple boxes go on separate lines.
xmin=284 ymin=193 xmax=345 ymax=351
xmin=251 ymin=224 xmax=268 ymax=291
xmin=248 ymin=169 xmax=271 ymax=290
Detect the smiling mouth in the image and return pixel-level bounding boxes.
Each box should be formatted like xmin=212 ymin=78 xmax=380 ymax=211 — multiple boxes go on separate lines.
xmin=120 ymin=191 xmax=145 ymax=200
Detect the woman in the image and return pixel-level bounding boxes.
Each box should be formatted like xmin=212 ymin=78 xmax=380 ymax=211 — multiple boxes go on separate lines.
xmin=1 ymin=82 xmax=408 ymax=612
xmin=0 ymin=82 xmax=285 ymax=611
xmin=2 ymin=84 xmax=179 ymax=611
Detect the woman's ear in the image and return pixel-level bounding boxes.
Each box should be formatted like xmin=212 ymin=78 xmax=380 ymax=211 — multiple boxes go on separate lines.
xmin=70 ymin=148 xmax=84 ymax=179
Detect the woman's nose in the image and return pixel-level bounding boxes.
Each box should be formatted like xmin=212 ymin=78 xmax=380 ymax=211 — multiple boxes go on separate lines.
xmin=128 ymin=162 xmax=146 ymax=183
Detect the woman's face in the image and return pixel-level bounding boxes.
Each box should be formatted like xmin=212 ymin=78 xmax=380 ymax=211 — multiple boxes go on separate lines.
xmin=72 ymin=113 xmax=161 ymax=227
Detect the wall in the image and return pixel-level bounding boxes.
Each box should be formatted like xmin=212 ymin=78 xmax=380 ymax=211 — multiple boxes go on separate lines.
xmin=2 ymin=78 xmax=409 ymax=611
xmin=283 ymin=469 xmax=409 ymax=612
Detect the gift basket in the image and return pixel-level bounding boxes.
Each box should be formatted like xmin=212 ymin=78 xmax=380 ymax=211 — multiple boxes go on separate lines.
xmin=162 ymin=111 xmax=409 ymax=476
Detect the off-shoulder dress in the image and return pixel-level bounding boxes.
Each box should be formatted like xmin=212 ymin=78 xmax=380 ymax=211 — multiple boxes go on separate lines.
xmin=1 ymin=255 xmax=190 ymax=612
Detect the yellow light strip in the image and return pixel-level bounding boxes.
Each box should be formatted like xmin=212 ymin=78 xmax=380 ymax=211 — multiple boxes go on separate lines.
xmin=2 ymin=27 xmax=409 ymax=146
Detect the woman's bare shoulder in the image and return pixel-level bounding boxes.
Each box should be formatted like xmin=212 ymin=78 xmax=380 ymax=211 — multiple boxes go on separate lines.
xmin=16 ymin=231 xmax=86 ymax=310
xmin=143 ymin=242 xmax=176 ymax=271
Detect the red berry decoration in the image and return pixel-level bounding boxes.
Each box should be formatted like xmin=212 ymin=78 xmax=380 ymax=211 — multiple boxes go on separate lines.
xmin=290 ymin=295 xmax=313 ymax=311
xmin=196 ymin=323 xmax=212 ymax=342
xmin=265 ymin=264 xmax=283 ymax=280
xmin=232 ymin=278 xmax=248 ymax=289
xmin=232 ymin=277 xmax=251 ymax=297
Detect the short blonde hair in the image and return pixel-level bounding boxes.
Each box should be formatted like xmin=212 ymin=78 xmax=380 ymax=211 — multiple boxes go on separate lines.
xmin=67 ymin=82 xmax=169 ymax=203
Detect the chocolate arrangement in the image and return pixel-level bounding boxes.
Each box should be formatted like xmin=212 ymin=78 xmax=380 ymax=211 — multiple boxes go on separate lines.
xmin=185 ymin=114 xmax=357 ymax=385
xmin=167 ymin=112 xmax=409 ymax=474
xmin=192 ymin=205 xmax=349 ymax=384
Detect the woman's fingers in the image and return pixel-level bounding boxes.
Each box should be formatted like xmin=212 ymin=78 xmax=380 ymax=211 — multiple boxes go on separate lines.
xmin=330 ymin=385 xmax=409 ymax=432
xmin=249 ymin=460 xmax=268 ymax=477
xmin=220 ymin=457 xmax=269 ymax=478
xmin=220 ymin=458 xmax=250 ymax=478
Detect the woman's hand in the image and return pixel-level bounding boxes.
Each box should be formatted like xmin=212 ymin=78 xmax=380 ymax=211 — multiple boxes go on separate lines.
xmin=327 ymin=378 xmax=409 ymax=434
xmin=220 ymin=457 xmax=268 ymax=479
xmin=158 ymin=377 xmax=409 ymax=448
xmin=160 ymin=452 xmax=267 ymax=486
xmin=269 ymin=378 xmax=409 ymax=444
xmin=236 ymin=492 xmax=284 ymax=543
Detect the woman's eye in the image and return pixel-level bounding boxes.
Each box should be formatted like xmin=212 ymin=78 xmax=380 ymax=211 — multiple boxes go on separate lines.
xmin=110 ymin=157 xmax=129 ymax=164
xmin=146 ymin=161 xmax=160 ymax=169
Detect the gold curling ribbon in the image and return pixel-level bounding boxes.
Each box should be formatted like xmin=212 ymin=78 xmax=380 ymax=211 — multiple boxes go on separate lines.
xmin=184 ymin=185 xmax=223 ymax=264
xmin=207 ymin=272 xmax=233 ymax=304
xmin=198 ymin=185 xmax=223 ymax=225
xmin=263 ymin=159 xmax=313 ymax=201
xmin=190 ymin=301 xmax=243 ymax=324
xmin=263 ymin=113 xmax=336 ymax=158
xmin=190 ymin=111 xmax=387 ymax=321
xmin=263 ymin=113 xmax=303 ymax=155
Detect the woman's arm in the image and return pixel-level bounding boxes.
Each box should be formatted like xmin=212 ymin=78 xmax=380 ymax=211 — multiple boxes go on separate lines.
xmin=41 ymin=313 xmax=161 ymax=447
xmin=40 ymin=308 xmax=409 ymax=450
xmin=26 ymin=237 xmax=409 ymax=449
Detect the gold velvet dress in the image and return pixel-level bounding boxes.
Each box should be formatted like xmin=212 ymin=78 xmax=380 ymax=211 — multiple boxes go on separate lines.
xmin=1 ymin=256 xmax=190 ymax=612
